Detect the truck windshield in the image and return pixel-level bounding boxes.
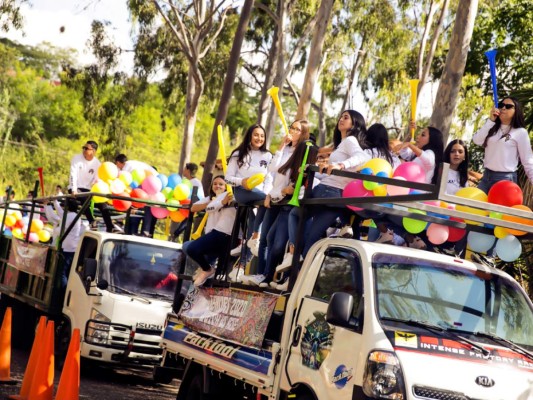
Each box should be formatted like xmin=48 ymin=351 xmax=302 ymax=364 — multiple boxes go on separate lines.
xmin=373 ymin=253 xmax=533 ymax=349
xmin=98 ymin=240 xmax=183 ymax=300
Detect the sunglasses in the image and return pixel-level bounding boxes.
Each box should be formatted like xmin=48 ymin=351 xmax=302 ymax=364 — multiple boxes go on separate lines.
xmin=498 ymin=102 xmax=515 ymax=110
xmin=289 ymin=126 xmax=302 ymax=133
xmin=82 ymin=146 xmax=94 ymax=151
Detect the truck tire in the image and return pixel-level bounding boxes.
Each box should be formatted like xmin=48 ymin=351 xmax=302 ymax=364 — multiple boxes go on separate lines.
xmin=153 ymin=365 xmax=175 ymax=385
xmin=182 ymin=373 xmax=204 ymax=400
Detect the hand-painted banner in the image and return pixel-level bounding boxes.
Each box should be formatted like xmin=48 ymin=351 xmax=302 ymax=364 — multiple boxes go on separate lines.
xmin=179 ymin=286 xmax=278 ymax=349
xmin=8 ymin=238 xmax=48 ymax=277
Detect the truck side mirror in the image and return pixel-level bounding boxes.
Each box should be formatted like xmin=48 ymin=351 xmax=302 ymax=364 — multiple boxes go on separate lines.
xmin=96 ymin=279 xmax=109 ymax=290
xmin=83 ymin=258 xmax=97 ymax=283
xmin=327 ymin=292 xmax=358 ymax=330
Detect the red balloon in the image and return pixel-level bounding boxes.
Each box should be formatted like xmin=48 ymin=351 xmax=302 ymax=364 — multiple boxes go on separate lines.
xmin=112 ymin=193 xmax=132 ymax=212
xmin=447 ymin=217 xmax=466 ymax=242
xmin=487 ymin=180 xmax=523 ymax=207
xmin=130 ymin=188 xmax=148 ymax=208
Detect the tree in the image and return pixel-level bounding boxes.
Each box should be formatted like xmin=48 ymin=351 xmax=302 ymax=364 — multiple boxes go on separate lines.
xmin=429 ymin=0 xmax=479 ymax=142
xmin=0 ymin=0 xmax=27 ymax=32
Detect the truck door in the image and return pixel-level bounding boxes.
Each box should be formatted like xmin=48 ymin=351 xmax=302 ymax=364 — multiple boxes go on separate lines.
xmin=285 ymin=246 xmax=364 ymax=400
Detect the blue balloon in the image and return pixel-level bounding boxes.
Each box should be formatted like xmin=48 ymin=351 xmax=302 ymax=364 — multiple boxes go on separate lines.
xmin=376 ymin=171 xmax=389 ymax=178
xmin=495 ymin=235 xmax=522 ymax=262
xmin=157 ymin=174 xmax=168 ymax=189
xmin=130 ymin=181 xmax=139 ymax=189
xmin=360 ymin=168 xmax=373 ymax=175
xmin=467 ymin=231 xmax=495 ymax=253
xmin=167 ymin=173 xmax=182 ymax=189
xmin=3 ymin=229 xmax=12 ymax=237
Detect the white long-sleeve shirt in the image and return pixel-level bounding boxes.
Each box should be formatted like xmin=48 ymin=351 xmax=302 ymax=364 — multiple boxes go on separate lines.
xmin=122 ymin=160 xmax=157 ymax=175
xmin=225 ymin=149 xmax=273 ymax=192
xmin=204 ymin=192 xmax=236 ymax=235
xmin=69 ymin=154 xmax=101 ymax=192
xmin=472 ymin=119 xmax=533 ymax=183
xmin=320 ymin=136 xmax=371 ymax=189
xmin=399 ymin=147 xmax=436 ymax=184
xmin=364 ymin=148 xmax=402 ymax=170
xmin=268 ymin=146 xmax=294 ymax=174
xmin=44 ymin=200 xmax=85 ymax=252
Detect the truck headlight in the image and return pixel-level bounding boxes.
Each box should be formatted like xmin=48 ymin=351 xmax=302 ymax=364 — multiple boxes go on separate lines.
xmin=86 ymin=308 xmax=111 ymax=345
xmin=362 ymin=351 xmax=405 ymax=399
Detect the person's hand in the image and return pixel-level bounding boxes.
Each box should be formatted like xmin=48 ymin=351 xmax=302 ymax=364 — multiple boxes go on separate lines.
xmin=324 ymin=164 xmax=343 ymax=175
xmin=393 ymin=142 xmax=410 ymax=153
xmin=489 ymin=107 xmax=500 ymax=122
xmin=282 ymin=184 xmax=295 ymax=196
xmin=242 ymin=177 xmax=250 ymax=190
xmin=222 ymin=193 xmax=233 ymax=205
xmin=278 ymin=134 xmax=292 ymax=150
xmin=264 ymin=195 xmax=271 ymax=208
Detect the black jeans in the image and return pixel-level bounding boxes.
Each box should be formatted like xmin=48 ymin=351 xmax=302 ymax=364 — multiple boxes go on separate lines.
xmin=70 ymin=188 xmax=113 ymax=232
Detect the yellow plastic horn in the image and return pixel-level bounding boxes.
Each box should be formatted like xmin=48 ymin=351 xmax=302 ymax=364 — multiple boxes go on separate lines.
xmin=267 ymin=86 xmax=290 ymax=137
xmin=191 ymin=213 xmax=208 ymax=240
xmin=409 ymin=79 xmax=420 ymax=143
xmin=244 ymin=173 xmax=265 ymax=190
xmin=217 ymin=124 xmax=233 ymax=195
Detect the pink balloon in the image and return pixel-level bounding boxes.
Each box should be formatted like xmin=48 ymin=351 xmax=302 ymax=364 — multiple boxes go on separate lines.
xmin=141 ymin=175 xmax=163 ymax=195
xmin=387 ymin=177 xmax=410 ymax=196
xmin=151 ymin=206 xmax=170 ymax=219
xmin=393 ymin=162 xmax=425 ymax=183
xmin=343 ymin=180 xmax=373 ymax=211
xmin=427 ymin=223 xmax=449 ymax=245
xmin=28 ymin=232 xmax=39 ymax=243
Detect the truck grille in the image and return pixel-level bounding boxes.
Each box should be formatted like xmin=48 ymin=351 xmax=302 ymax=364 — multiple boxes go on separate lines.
xmin=413 ymin=386 xmax=482 ymax=400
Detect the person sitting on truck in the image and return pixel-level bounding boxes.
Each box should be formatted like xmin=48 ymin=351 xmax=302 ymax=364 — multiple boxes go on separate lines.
xmin=182 ymin=175 xmax=236 ymax=287
xmin=300 ymin=110 xmax=371 ymax=258
xmin=69 ymin=141 xmax=117 ymax=233
xmin=44 ymin=197 xmax=85 ymax=287
xmin=225 ymin=124 xmax=272 ymax=269
xmin=374 ymin=123 xmax=444 ymax=249
xmin=247 ymin=138 xmax=319 ymax=288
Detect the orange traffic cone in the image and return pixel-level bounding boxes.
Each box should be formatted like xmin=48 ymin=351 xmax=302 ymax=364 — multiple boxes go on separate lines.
xmin=0 ymin=307 xmax=15 ymax=384
xmin=9 ymin=316 xmax=47 ymax=399
xmin=27 ymin=320 xmax=54 ymax=400
xmin=55 ymin=328 xmax=80 ymax=400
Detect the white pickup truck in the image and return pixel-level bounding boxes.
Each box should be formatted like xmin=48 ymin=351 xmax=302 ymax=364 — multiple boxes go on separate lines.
xmin=159 ymin=164 xmax=533 ymax=399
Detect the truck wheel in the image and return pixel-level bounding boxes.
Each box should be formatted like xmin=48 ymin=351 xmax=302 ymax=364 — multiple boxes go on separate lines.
xmin=153 ymin=365 xmax=175 ymax=385
xmin=183 ymin=373 xmax=204 ymax=400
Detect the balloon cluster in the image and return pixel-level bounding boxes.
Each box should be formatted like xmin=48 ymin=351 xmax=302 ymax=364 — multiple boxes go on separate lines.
xmin=93 ymin=162 xmax=192 ymax=222
xmin=3 ymin=210 xmax=52 ymax=243
xmin=343 ymin=159 xmax=425 ymax=212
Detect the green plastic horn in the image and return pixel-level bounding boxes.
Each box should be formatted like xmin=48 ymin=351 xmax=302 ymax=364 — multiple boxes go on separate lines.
xmin=288 ymin=141 xmax=314 ymax=207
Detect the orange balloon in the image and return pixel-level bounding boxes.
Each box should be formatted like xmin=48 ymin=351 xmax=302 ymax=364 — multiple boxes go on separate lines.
xmin=169 ymin=210 xmax=186 ymax=223
xmin=502 ymin=204 xmax=533 ymax=236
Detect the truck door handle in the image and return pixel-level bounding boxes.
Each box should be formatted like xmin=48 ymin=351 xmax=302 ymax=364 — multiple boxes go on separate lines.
xmin=292 ymin=325 xmax=302 ymax=346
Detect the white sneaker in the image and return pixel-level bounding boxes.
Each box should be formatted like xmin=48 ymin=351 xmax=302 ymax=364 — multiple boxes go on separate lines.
xmin=230 ymin=244 xmax=242 ymax=257
xmin=269 ymin=281 xmax=279 ymax=289
xmin=194 ymin=267 xmax=215 ymax=286
xmin=247 ymin=274 xmax=266 ymax=286
xmin=339 ymin=225 xmax=353 ymax=238
xmin=376 ymin=229 xmax=394 ymax=244
xmin=276 ymin=253 xmax=293 ymax=273
xmin=240 ymin=274 xmax=254 ymax=285
xmin=276 ymin=280 xmax=289 ymax=291
xmin=326 ymin=227 xmax=339 ymax=237
xmin=259 ymin=281 xmax=270 ymax=288
xmin=227 ymin=267 xmax=244 ymax=282
xmin=247 ymin=237 xmax=260 ymax=257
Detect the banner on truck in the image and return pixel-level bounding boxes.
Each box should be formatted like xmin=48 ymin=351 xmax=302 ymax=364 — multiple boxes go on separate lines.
xmin=179 ymin=287 xmax=278 ymax=349
xmin=8 ymin=239 xmax=48 ymax=277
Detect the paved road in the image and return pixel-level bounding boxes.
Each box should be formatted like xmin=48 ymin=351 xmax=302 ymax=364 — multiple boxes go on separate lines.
xmin=0 ymin=347 xmax=179 ymax=400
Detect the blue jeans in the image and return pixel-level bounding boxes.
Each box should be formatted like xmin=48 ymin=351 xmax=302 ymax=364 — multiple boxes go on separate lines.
xmin=183 ymin=230 xmax=231 ymax=271
xmin=303 ymin=184 xmax=350 ymax=257
xmin=257 ymin=207 xmax=280 ymax=275
xmin=61 ymin=251 xmax=75 ymax=288
xmin=477 ymin=169 xmax=517 ymax=194
xmin=264 ymin=206 xmax=291 ymax=281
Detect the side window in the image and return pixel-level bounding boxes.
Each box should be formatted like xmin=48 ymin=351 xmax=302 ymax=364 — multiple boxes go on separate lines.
xmin=311 ymin=247 xmax=363 ymax=316
xmin=75 ymin=236 xmax=98 ymax=277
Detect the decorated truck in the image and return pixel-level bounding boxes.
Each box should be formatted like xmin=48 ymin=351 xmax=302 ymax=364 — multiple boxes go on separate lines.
xmin=0 ymin=192 xmax=184 ymax=370
xmin=158 ymin=164 xmax=533 ymax=399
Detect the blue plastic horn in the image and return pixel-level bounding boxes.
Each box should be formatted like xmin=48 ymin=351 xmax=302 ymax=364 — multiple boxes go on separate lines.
xmin=485 ymin=49 xmax=498 ymax=107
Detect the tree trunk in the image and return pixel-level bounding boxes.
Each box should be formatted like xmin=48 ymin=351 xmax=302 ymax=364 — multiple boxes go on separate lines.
xmin=295 ymin=0 xmax=335 ymax=120
xmin=341 ymin=35 xmax=366 ymax=113
xmin=179 ymin=65 xmax=204 ymax=173
xmin=417 ymin=0 xmax=438 ymax=80
xmin=429 ymin=0 xmax=478 ymax=143
xmin=202 ymin=0 xmax=254 ymax=191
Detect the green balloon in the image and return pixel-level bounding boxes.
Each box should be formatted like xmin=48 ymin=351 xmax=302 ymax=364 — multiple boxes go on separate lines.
xmin=363 ymin=180 xmax=379 ymax=191
xmin=161 ymin=187 xmax=173 ymax=200
xmin=402 ymin=209 xmax=428 ymax=234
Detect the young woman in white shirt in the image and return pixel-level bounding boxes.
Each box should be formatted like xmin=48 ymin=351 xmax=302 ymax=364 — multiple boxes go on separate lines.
xmin=182 ymin=176 xmax=236 ymax=286
xmin=444 ymin=139 xmax=469 ymax=195
xmin=472 ymin=97 xmax=533 ymax=193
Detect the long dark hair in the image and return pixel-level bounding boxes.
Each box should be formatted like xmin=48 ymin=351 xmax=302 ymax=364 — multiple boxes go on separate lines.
xmin=230 ymin=124 xmax=268 ymax=168
xmin=333 ymin=110 xmax=367 ymax=149
xmin=482 ymin=97 xmax=526 ymax=148
xmin=444 ymin=139 xmax=469 ymax=188
xmin=423 ymin=127 xmax=444 ymax=185
xmin=279 ymin=141 xmax=318 ymax=183
xmin=366 ymin=123 xmax=393 ymax=165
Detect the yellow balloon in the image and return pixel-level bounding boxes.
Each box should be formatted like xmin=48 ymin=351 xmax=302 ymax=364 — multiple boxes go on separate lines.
xmin=494 ymin=226 xmax=508 ymax=239
xmin=118 ymin=171 xmax=132 ymax=186
xmin=91 ymin=181 xmax=110 ymax=203
xmin=38 ymin=229 xmax=51 ymax=242
xmin=173 ymin=183 xmax=191 ymax=201
xmin=98 ymin=161 xmax=119 ymax=181
xmin=455 ymin=187 xmax=488 ymax=221
xmin=12 ymin=228 xmax=24 ymax=239
xmin=373 ymin=185 xmax=388 ymax=197
xmin=363 ymin=158 xmax=393 ymax=177
xmin=30 ymin=219 xmax=44 ymax=233
xmin=4 ymin=215 xmax=16 ymax=227
xmin=246 ymin=173 xmax=265 ymax=190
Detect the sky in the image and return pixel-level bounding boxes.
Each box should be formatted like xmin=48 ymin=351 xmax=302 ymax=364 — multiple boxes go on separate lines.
xmin=4 ymin=0 xmax=135 ymax=71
